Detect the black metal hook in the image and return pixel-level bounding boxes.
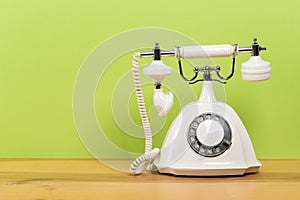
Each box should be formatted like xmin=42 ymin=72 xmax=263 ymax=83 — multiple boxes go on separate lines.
xmin=177 ymin=59 xmax=229 ymax=85
xmin=215 ymin=56 xmax=236 ymax=81
xmin=178 ymin=59 xmax=199 ymax=82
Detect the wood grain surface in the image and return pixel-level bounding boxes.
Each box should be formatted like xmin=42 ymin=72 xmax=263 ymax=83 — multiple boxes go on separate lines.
xmin=0 ymin=159 xmax=299 ymax=200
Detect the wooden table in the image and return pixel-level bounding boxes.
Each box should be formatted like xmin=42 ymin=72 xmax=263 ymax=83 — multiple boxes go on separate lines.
xmin=0 ymin=159 xmax=299 ymax=200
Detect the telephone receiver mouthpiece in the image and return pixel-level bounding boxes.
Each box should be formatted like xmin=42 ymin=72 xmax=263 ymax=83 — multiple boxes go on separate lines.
xmin=153 ymin=89 xmax=174 ymax=116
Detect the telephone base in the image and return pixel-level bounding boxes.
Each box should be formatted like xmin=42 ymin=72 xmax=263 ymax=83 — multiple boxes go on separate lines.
xmin=158 ymin=165 xmax=260 ymax=176
xmin=155 ymin=101 xmax=262 ymax=177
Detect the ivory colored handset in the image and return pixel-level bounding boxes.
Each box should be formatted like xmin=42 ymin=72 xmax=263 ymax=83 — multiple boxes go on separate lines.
xmin=176 ymin=45 xmax=235 ymax=58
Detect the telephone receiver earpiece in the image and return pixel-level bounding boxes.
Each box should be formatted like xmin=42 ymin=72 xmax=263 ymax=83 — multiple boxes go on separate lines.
xmin=153 ymin=89 xmax=174 ymax=116
xmin=240 ymin=39 xmax=271 ymax=81
xmin=241 ymin=55 xmax=271 ymax=81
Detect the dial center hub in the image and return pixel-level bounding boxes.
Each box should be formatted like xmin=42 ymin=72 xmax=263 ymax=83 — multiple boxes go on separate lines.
xmin=196 ymin=120 xmax=224 ymax=146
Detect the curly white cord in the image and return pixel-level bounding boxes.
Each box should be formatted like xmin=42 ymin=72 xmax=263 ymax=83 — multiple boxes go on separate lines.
xmin=130 ymin=53 xmax=160 ymax=175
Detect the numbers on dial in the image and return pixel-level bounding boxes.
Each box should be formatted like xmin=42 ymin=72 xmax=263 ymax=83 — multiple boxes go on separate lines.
xmin=186 ymin=113 xmax=232 ymax=157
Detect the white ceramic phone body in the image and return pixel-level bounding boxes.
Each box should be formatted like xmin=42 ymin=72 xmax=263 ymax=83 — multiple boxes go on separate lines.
xmin=154 ymin=81 xmax=261 ymax=176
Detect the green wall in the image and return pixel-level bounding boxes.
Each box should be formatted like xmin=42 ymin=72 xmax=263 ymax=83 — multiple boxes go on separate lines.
xmin=0 ymin=0 xmax=299 ymax=158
